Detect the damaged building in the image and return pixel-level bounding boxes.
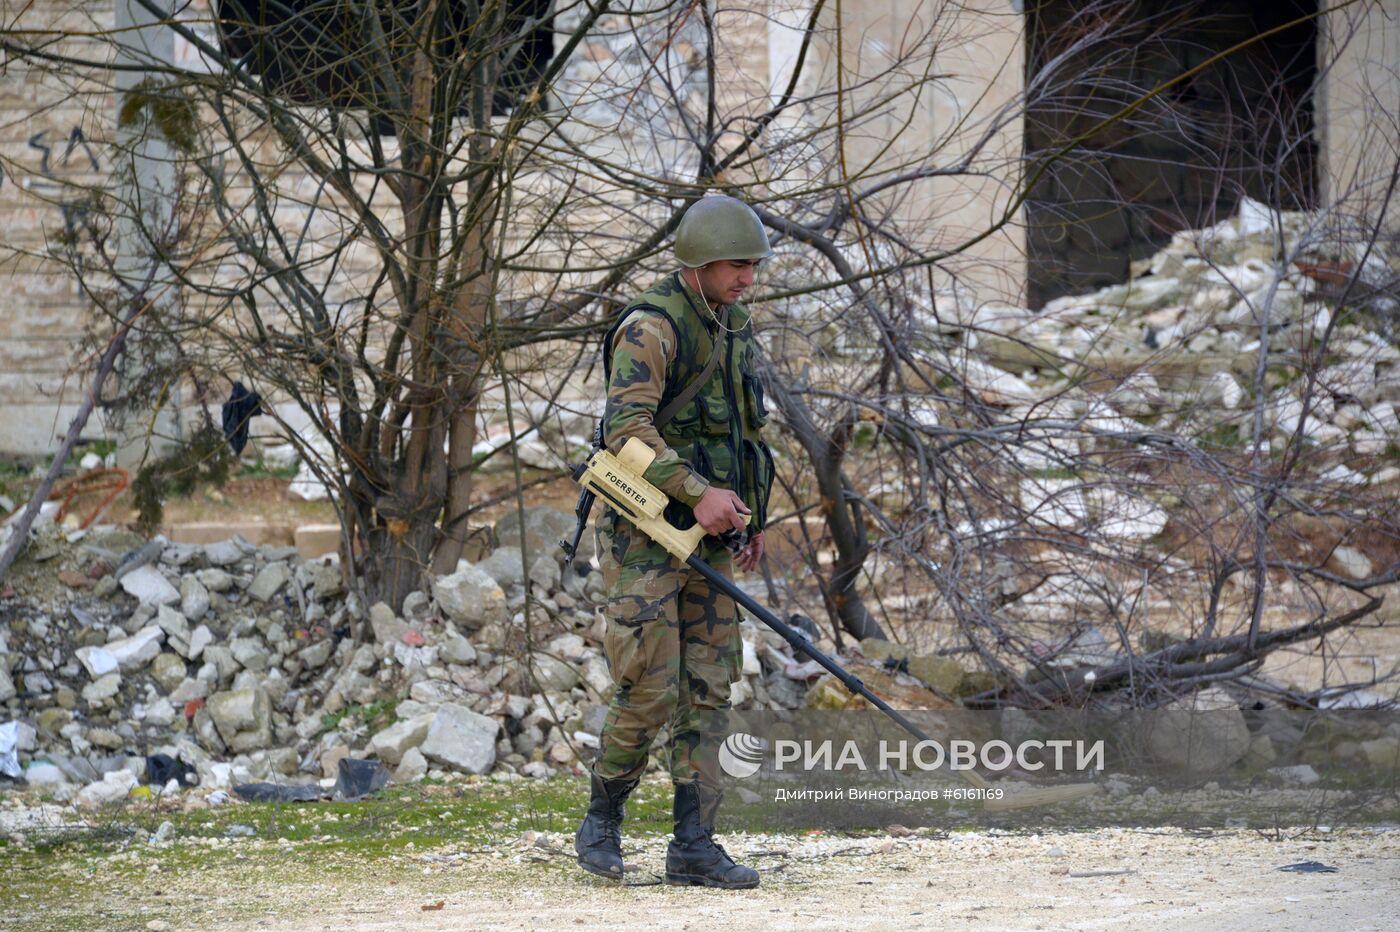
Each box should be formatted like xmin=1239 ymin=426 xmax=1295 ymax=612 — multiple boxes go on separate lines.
xmin=0 ymin=0 xmax=1397 ymax=455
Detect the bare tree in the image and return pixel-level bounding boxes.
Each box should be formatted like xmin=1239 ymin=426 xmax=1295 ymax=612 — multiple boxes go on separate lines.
xmin=752 ymin=1 xmax=1400 ymax=709
xmin=3 ymin=0 xmax=1397 ymax=716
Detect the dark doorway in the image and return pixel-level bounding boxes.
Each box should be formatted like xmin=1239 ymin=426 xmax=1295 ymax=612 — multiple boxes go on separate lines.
xmin=216 ymin=1 xmax=556 ymax=125
xmin=1023 ymin=0 xmax=1318 ymax=308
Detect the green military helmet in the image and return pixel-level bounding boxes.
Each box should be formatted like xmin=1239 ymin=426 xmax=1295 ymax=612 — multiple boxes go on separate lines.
xmin=674 ymin=195 xmax=774 ymax=268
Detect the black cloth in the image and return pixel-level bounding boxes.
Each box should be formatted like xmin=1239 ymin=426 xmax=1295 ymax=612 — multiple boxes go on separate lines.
xmin=145 ymin=753 xmax=197 ymax=787
xmin=221 ymin=381 xmax=263 ymax=455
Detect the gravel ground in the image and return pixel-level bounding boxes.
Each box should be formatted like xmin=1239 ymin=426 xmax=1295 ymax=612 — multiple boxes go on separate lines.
xmin=33 ymin=826 xmax=1390 ymax=931
xmin=5 ymin=779 xmax=1399 ymax=932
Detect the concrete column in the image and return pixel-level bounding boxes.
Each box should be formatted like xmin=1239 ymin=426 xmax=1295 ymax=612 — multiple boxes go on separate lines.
xmin=713 ymin=0 xmax=773 ymax=187
xmin=112 ymin=0 xmax=182 ymax=467
xmin=1319 ymin=0 xmax=1400 ymax=226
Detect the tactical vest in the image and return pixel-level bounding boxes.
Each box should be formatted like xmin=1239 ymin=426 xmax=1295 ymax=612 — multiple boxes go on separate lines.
xmin=603 ymin=271 xmax=776 ymax=533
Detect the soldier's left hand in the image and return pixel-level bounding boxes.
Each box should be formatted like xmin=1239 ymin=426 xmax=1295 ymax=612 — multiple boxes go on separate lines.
xmin=735 ymin=530 xmax=765 ymax=572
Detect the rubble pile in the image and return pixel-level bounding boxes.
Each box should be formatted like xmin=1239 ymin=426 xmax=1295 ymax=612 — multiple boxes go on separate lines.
xmin=0 ymin=508 xmax=598 ymax=799
xmin=943 ymin=198 xmax=1400 ymax=469
xmin=1 ymin=504 xmax=969 ymax=807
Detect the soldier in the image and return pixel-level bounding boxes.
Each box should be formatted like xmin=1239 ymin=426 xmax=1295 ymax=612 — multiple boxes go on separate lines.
xmin=574 ymin=195 xmax=776 ymax=889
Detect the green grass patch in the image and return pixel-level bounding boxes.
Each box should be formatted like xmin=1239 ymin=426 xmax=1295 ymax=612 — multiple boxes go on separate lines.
xmin=1 ymin=777 xmax=648 ymax=930
xmin=237 ymin=459 xmax=299 ymax=480
xmin=322 ymin=699 xmax=399 ymax=735
xmin=1 ymin=776 xmax=672 ymax=866
xmin=0 ymin=458 xmax=35 ymax=499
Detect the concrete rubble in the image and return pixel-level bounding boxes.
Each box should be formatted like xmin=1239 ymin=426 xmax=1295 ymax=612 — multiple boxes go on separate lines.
xmin=5 ymin=496 xmax=1393 ymax=810
xmin=921 ymin=198 xmax=1400 ymax=536
xmin=2 ymin=503 xmax=894 ymax=809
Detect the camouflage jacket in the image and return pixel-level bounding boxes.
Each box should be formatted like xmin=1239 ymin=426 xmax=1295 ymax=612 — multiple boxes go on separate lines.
xmin=602 ymin=271 xmax=775 ymax=533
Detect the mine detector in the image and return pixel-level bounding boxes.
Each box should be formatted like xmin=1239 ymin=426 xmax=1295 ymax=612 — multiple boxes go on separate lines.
xmin=563 ymin=437 xmax=1097 ymax=812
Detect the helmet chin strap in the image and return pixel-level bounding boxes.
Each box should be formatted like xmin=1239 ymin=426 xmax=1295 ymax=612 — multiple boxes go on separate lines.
xmin=681 ymin=265 xmax=719 ymax=313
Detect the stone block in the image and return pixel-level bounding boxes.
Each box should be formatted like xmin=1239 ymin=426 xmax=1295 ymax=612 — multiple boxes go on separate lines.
xmin=432 ymin=561 xmax=507 ymax=630
xmin=294 ymin=524 xmax=342 ymax=560
xmin=205 ymin=688 xmax=272 ymax=753
xmin=118 ymin=565 xmax=179 ymax=606
xmin=167 ymin=522 xmax=291 ymax=546
xmin=247 ymin=561 xmax=292 ymax=602
xmin=419 ymin=703 xmax=498 ymax=774
xmin=366 ymin=713 xmax=435 ymax=766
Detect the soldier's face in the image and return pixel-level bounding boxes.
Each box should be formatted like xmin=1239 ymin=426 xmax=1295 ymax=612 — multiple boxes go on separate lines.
xmin=696 ymin=260 xmax=760 ymax=305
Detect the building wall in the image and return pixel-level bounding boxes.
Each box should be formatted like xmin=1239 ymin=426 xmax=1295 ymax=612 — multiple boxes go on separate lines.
xmin=2 ymin=1 xmax=1398 ymax=455
xmin=806 ymin=0 xmax=1027 ymax=305
xmin=1023 ymin=0 xmax=1321 ymax=308
xmin=1320 ymin=0 xmax=1400 ymax=225
xmin=0 ymin=2 xmax=117 ymax=455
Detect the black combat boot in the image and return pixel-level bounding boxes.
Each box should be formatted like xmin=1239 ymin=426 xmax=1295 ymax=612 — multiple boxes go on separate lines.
xmin=665 ymin=782 xmax=760 ymax=889
xmin=574 ymin=770 xmax=639 ymax=879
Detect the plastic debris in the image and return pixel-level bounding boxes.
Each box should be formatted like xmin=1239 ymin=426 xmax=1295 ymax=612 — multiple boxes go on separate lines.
xmin=145 ymin=753 xmax=198 ymax=787
xmin=1276 ymin=861 xmax=1338 ymax=873
xmin=233 ymin=782 xmax=325 ymax=803
xmin=0 ymin=721 xmax=22 ymax=778
xmin=334 ymin=757 xmax=389 ymax=801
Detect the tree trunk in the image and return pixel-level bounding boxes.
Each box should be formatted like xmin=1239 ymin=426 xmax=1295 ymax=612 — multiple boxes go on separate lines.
xmin=430 ymin=140 xmax=494 ymax=573
xmin=432 ymin=397 xmax=480 ymax=575
xmin=765 ymin=373 xmax=884 ymax=642
xmin=365 ymin=518 xmax=439 ymax=611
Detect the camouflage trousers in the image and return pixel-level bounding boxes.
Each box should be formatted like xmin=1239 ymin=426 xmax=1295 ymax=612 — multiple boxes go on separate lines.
xmin=593 ymin=514 xmax=743 ymax=786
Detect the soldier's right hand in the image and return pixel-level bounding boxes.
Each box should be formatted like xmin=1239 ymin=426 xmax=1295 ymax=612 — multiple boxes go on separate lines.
xmin=693 ymin=487 xmax=751 ymax=536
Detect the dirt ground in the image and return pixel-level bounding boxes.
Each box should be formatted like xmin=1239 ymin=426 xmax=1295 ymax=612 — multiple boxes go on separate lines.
xmin=149 ymin=472 xmax=583 ymax=533
xmin=8 ymin=822 xmax=1388 ymax=923
xmin=240 ymin=831 xmax=1400 ymax=932
xmin=4 ymin=790 xmax=1398 ymax=932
